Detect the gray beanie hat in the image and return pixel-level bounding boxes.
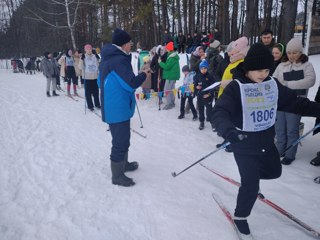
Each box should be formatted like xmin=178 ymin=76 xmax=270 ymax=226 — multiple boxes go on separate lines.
xmin=210 ymin=40 xmax=221 ymax=49
xmin=286 ymin=38 xmax=303 ymax=53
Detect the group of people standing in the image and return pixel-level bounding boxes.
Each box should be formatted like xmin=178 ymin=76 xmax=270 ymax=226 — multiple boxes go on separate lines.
xmin=161 ymin=28 xmax=222 ymax=54
xmin=40 ymin=45 xmax=101 ymax=111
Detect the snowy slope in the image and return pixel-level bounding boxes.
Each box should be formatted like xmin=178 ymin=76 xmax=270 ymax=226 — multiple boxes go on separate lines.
xmin=0 ymin=54 xmax=320 ymax=240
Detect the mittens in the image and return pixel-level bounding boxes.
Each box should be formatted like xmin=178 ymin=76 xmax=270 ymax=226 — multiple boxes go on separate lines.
xmin=225 ymin=129 xmax=247 ymax=144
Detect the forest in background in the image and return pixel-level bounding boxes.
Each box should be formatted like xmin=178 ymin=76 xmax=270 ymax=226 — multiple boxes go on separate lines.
xmin=0 ymin=0 xmax=317 ymax=58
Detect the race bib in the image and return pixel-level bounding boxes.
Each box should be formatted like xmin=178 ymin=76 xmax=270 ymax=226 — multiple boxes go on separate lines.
xmin=65 ymin=56 xmax=74 ymax=66
xmin=85 ymin=56 xmax=98 ymax=73
xmin=236 ymin=78 xmax=278 ymax=132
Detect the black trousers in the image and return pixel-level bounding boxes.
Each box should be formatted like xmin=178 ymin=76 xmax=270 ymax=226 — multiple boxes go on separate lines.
xmin=85 ymin=79 xmax=100 ymax=109
xmin=233 ymin=145 xmax=282 ymax=217
xmin=198 ymin=96 xmax=213 ymax=123
xmin=151 ymin=72 xmax=158 ymax=91
xmin=66 ymin=67 xmax=78 ymax=85
xmin=55 ymin=75 xmax=60 ymax=86
xmin=178 ymin=45 xmax=185 ymax=53
xmin=180 ymin=96 xmax=197 ymax=117
xmin=109 ymin=120 xmax=131 ymax=162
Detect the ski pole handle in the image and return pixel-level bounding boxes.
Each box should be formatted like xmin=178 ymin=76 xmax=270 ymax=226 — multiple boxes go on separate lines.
xmin=171 ymin=141 xmax=230 ymax=178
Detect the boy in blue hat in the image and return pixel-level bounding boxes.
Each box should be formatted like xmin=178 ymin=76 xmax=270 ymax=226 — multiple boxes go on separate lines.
xmin=193 ymin=59 xmax=216 ymax=130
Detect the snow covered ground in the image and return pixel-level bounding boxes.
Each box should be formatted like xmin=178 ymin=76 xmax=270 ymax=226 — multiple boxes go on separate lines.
xmin=0 ymin=54 xmax=320 ymax=240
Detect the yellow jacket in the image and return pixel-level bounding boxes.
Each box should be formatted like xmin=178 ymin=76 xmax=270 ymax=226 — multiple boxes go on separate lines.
xmin=218 ymin=59 xmax=244 ymax=97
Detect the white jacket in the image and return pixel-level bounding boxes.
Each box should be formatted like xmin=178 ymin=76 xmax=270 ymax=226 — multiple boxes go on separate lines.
xmin=273 ymin=60 xmax=316 ymax=97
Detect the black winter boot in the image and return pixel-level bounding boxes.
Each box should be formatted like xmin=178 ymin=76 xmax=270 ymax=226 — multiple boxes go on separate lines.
xmin=281 ymin=157 xmax=295 ymax=165
xmin=124 ymin=152 xmax=139 ymax=172
xmin=211 ymin=122 xmax=217 ymax=132
xmin=233 ymin=217 xmax=254 ymax=239
xmin=199 ymin=122 xmax=204 ymax=130
xmin=46 ymin=91 xmax=51 ymax=97
xmin=52 ymin=91 xmax=59 ymax=96
xmin=178 ymin=114 xmax=185 ymax=119
xmin=111 ymin=161 xmax=135 ymax=187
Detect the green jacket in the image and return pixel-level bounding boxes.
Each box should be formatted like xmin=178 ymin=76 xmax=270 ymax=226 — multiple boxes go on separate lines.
xmin=159 ymin=51 xmax=180 ymax=80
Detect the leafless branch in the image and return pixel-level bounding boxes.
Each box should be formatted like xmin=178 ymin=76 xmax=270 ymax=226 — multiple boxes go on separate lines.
xmin=72 ymin=0 xmax=80 ymax=26
xmin=38 ymin=8 xmax=67 ymax=16
xmin=26 ymin=8 xmax=69 ymax=29
xmin=47 ymin=0 xmax=65 ymax=6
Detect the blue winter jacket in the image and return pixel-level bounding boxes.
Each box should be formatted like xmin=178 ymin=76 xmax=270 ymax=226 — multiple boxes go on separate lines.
xmin=99 ymin=44 xmax=146 ymax=124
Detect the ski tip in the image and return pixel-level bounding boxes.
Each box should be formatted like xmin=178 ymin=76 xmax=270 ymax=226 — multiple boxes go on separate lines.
xmin=171 ymin=172 xmax=177 ymax=177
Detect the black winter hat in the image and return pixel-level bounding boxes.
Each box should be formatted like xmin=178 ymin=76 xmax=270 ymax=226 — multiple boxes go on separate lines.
xmin=112 ymin=28 xmax=131 ymax=47
xmin=243 ymin=43 xmax=274 ymax=71
xmin=182 ymin=65 xmax=190 ymax=72
xmin=44 ymin=51 xmax=50 ymax=59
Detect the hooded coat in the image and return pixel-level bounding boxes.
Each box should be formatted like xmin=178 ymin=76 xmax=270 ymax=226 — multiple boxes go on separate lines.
xmin=159 ymin=51 xmax=180 ymax=80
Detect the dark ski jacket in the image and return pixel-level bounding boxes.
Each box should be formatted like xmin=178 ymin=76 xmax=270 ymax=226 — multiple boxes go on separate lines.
xmin=99 ymin=44 xmax=146 ymax=124
xmin=212 ymin=64 xmax=320 ymax=155
xmin=193 ymin=71 xmax=216 ymax=99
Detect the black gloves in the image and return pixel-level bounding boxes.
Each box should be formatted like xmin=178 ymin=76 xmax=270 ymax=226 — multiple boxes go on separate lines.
xmin=225 ymin=129 xmax=247 ymax=144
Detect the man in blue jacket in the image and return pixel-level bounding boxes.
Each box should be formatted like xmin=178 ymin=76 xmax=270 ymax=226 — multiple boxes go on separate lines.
xmin=99 ymin=28 xmax=150 ymax=187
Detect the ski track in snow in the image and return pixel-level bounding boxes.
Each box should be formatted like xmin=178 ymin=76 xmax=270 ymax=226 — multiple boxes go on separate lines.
xmin=0 ymin=54 xmax=320 ymax=240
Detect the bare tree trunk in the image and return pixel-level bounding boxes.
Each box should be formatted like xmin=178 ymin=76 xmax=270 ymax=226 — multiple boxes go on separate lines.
xmin=222 ymin=0 xmax=230 ymax=43
xmin=172 ymin=0 xmax=175 ymax=34
xmin=231 ymin=0 xmax=239 ymax=40
xmin=200 ymin=0 xmax=204 ymax=31
xmin=156 ymin=0 xmax=162 ymax=37
xmin=204 ymin=0 xmax=208 ymax=31
xmin=216 ymin=0 xmax=222 ymax=33
xmin=207 ymin=1 xmax=212 ymax=32
xmin=263 ymin=0 xmax=273 ymax=30
xmin=183 ymin=0 xmax=188 ymax=34
xmin=243 ymin=0 xmax=258 ymax=41
xmin=278 ymin=0 xmax=299 ymax=43
xmin=161 ymin=0 xmax=168 ymax=31
xmin=189 ymin=0 xmax=195 ymax=34
xmin=195 ymin=0 xmax=200 ymax=32
xmin=238 ymin=0 xmax=245 ymax=36
xmin=176 ymin=0 xmax=182 ymax=32
xmin=212 ymin=0 xmax=217 ymax=29
xmin=112 ymin=1 xmax=117 ymax=28
xmin=273 ymin=0 xmax=280 ymax=38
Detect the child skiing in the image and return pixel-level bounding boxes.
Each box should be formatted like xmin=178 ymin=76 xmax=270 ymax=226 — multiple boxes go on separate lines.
xmin=212 ymin=43 xmax=320 ymax=239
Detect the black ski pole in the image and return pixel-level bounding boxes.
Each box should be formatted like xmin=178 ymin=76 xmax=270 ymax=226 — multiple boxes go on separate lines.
xmin=84 ymin=79 xmax=87 ymax=115
xmin=171 ymin=141 xmax=231 ymax=178
xmin=136 ymin=101 xmax=144 ymax=128
xmin=281 ymin=123 xmax=320 ymax=157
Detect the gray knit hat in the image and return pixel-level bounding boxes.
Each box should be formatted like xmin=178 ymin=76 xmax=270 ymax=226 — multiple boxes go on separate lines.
xmin=286 ymin=38 xmax=303 ymax=53
xmin=210 ymin=40 xmax=221 ymax=49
